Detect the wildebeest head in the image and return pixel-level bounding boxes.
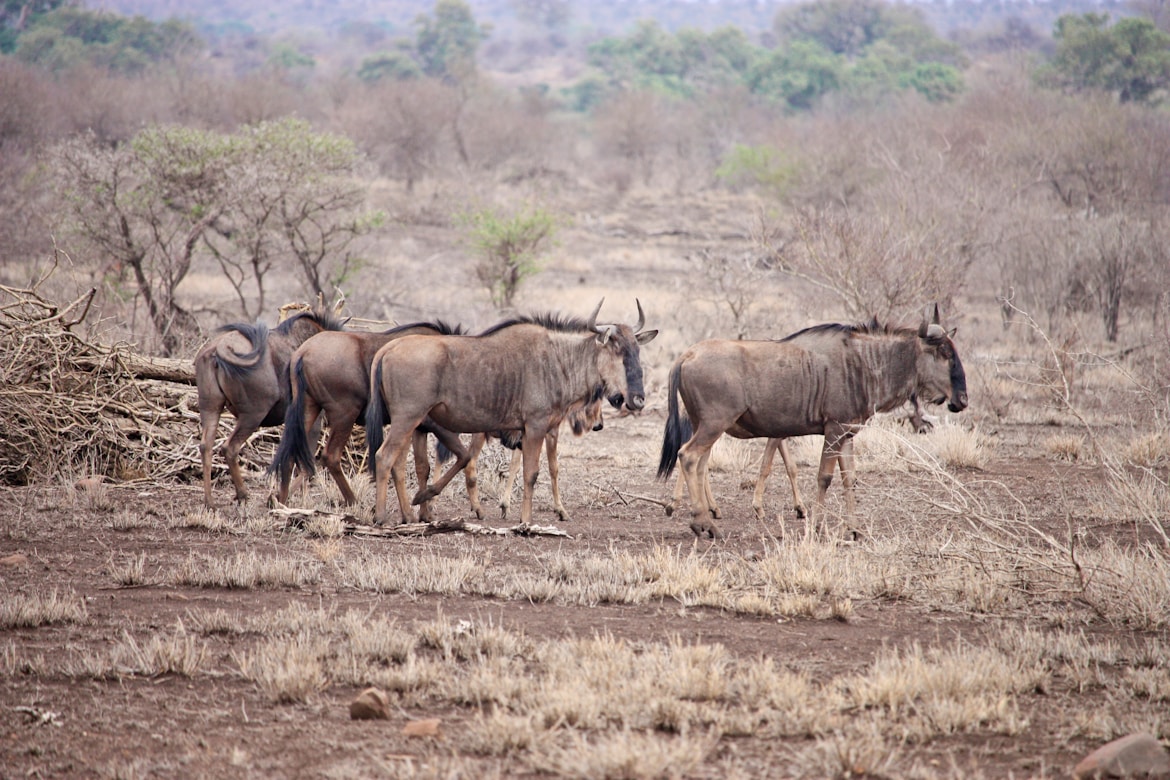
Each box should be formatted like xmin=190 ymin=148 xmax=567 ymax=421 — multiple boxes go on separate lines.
xmin=587 ymin=299 xmax=658 ymax=412
xmin=569 ymin=388 xmax=606 ymax=435
xmin=916 ymin=304 xmax=968 ymax=414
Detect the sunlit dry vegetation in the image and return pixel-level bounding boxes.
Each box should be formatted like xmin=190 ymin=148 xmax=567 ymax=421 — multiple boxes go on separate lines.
xmin=3 ymin=0 xmax=1170 ymax=776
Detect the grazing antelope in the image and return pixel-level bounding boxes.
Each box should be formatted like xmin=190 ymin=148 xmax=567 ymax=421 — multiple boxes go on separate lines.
xmin=194 ymin=302 xmax=345 ymax=508
xmin=366 ymin=300 xmax=657 ymax=526
xmin=659 ymin=306 xmax=967 ymax=539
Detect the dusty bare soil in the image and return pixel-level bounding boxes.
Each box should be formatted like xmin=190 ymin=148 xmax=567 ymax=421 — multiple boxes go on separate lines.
xmin=2 ymin=400 xmax=1164 ymax=780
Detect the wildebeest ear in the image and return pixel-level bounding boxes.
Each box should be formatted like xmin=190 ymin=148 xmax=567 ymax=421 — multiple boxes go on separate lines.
xmin=595 ymin=324 xmax=616 ymax=344
xmin=636 ymin=329 xmax=659 ymax=345
xmin=948 ymin=327 xmax=958 ymax=338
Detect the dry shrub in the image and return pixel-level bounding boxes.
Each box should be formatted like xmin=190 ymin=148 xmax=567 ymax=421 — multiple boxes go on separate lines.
xmin=1122 ymin=431 xmax=1170 ymax=468
xmin=922 ymin=422 xmax=990 ymax=470
xmin=0 ymin=588 xmax=88 ymax=629
xmin=174 ymin=551 xmax=322 ymax=589
xmin=234 ymin=632 xmax=329 ymax=704
xmin=529 ymin=728 xmax=715 ymax=779
xmin=338 ymin=549 xmax=487 ymax=595
xmin=1045 ymin=433 xmax=1086 ymax=462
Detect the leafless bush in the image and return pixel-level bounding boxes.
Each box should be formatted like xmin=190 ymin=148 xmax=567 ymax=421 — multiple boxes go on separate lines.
xmin=0 ymin=282 xmax=200 ymax=485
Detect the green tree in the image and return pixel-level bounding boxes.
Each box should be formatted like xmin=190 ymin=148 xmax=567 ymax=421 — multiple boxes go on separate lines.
xmin=0 ymin=0 xmax=68 ymax=54
xmin=50 ymin=120 xmax=380 ymax=353
xmin=460 ymin=203 xmax=560 ymax=309
xmin=414 ymin=0 xmax=490 ymax=83
xmin=51 ymin=126 xmax=231 ymax=354
xmin=357 ymin=49 xmax=422 ymax=83
xmin=748 ymin=40 xmax=844 ymax=110
xmin=1042 ymin=13 xmax=1170 ymax=103
xmin=13 ymin=8 xmax=199 ymax=73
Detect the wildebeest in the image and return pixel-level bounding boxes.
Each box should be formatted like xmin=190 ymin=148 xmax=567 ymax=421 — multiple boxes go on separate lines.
xmin=366 ymin=300 xmax=657 ymax=526
xmin=194 ymin=302 xmax=346 ymax=508
xmin=658 ymin=306 xmax=967 ymax=539
xmin=269 ymin=320 xmax=475 ymax=520
xmin=464 ymin=391 xmax=606 ymax=522
xmin=666 ymin=319 xmax=934 ymax=524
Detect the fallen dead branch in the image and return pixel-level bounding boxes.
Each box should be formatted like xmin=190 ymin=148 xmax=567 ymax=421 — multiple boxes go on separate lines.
xmin=271 ymin=506 xmax=571 ymax=539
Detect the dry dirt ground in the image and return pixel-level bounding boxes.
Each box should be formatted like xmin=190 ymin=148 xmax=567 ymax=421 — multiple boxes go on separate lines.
xmin=2 ymin=404 xmax=1166 ymax=779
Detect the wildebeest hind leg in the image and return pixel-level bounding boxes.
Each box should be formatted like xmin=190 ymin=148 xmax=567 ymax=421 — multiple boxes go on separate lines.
xmin=372 ymin=422 xmax=418 ymax=526
xmin=411 ymin=426 xmax=471 ymax=511
xmin=679 ymin=429 xmax=722 ymax=538
xmin=223 ymin=417 xmax=262 ymax=503
xmin=199 ymin=406 xmax=222 ymax=509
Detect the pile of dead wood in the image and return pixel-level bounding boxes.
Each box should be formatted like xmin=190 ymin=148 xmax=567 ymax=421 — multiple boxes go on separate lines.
xmin=0 ymin=283 xmax=203 ymax=486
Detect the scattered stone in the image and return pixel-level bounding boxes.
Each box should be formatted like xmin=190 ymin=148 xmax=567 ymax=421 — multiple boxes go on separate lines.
xmin=401 ymin=718 xmax=441 ymax=738
xmin=349 ymin=687 xmax=391 ymax=721
xmin=1074 ymin=732 xmax=1170 ymax=779
xmin=0 ymin=553 xmax=29 ymax=567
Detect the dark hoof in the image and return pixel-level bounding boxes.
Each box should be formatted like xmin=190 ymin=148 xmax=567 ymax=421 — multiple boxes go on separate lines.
xmin=664 ymin=504 xmax=674 ymax=517
xmin=689 ymin=521 xmax=722 ymax=540
xmin=411 ymin=487 xmax=439 ymax=506
xmin=794 ymin=506 xmax=807 ymax=519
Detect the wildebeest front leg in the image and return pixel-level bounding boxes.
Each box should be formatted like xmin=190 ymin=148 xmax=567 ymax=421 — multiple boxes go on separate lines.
xmin=546 ymin=430 xmax=569 ymax=521
xmin=751 ymin=438 xmax=777 ymax=521
xmin=518 ymin=432 xmax=544 ymax=525
xmin=500 ymin=449 xmax=521 ymax=519
xmin=462 ymin=434 xmax=487 ymax=520
xmin=837 ymin=434 xmax=859 ymax=539
xmin=812 ymin=425 xmax=848 ymax=537
xmin=411 ymin=431 xmax=433 ymax=522
xmin=778 ymin=438 xmax=807 ymax=520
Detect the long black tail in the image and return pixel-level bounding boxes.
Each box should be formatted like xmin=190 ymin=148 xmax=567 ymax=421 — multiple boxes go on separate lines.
xmin=269 ymin=357 xmax=315 ymax=480
xmin=657 ymin=360 xmax=692 ymax=479
xmin=214 ymin=322 xmax=268 ymax=380
xmin=365 ymin=359 xmax=387 ymax=475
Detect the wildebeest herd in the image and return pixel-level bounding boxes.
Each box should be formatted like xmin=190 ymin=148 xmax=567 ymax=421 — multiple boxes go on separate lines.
xmin=195 ymin=299 xmax=967 ymax=538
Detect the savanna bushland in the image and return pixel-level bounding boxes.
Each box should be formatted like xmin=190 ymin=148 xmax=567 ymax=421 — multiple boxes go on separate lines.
xmin=2 ymin=1 xmax=1169 ymax=777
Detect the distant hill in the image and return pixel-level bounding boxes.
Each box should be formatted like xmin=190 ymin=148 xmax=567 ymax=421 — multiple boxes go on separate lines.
xmin=92 ymin=0 xmax=785 ymax=40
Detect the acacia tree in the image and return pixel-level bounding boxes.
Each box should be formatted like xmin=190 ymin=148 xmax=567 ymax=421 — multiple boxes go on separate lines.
xmin=460 ymin=202 xmax=560 ymax=309
xmin=51 ymin=119 xmax=380 ymax=353
xmin=202 ymin=118 xmax=381 ymax=316
xmin=52 ymin=125 xmax=231 ymax=354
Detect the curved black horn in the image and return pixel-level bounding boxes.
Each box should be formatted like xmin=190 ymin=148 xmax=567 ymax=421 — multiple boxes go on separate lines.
xmin=634 ymin=299 xmax=645 ymax=333
xmin=587 ymin=298 xmax=605 ymax=332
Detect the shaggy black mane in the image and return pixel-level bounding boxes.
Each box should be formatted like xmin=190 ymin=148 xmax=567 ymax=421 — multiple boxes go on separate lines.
xmin=274 ymin=308 xmax=347 ymax=335
xmin=779 ymin=317 xmax=881 ymax=343
xmin=478 ymin=312 xmax=594 ymax=337
xmin=385 ymin=319 xmax=466 ymax=337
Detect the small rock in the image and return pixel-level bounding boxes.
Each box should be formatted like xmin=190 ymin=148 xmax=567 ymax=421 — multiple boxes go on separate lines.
xmin=1074 ymin=732 xmax=1170 ymax=779
xmin=349 ymin=687 xmax=391 ymax=721
xmin=401 ymin=718 xmax=441 ymax=738
xmin=0 ymin=553 xmax=29 ymax=567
